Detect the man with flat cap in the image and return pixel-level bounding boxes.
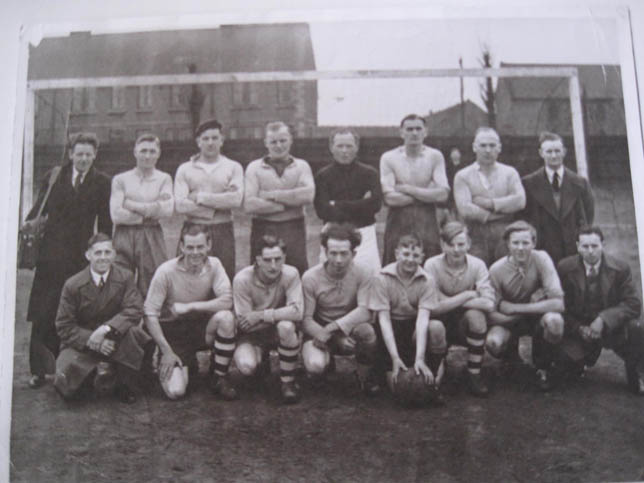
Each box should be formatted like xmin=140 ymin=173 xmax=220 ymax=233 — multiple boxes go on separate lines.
xmin=175 ymin=119 xmax=244 ymax=281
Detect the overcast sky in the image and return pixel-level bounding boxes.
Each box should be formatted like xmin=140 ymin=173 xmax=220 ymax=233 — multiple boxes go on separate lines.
xmin=311 ymin=17 xmax=620 ymax=125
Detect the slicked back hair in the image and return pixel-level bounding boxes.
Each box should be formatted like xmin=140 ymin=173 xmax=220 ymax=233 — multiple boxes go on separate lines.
xmin=257 ymin=234 xmax=287 ymax=256
xmin=578 ymin=225 xmax=604 ymax=242
xmin=503 ymin=220 xmax=537 ymax=244
xmin=320 ymin=222 xmax=362 ymax=251
xmin=329 ymin=128 xmax=360 ymax=149
xmin=179 ymin=223 xmax=211 ymax=245
xmin=400 ymin=114 xmax=426 ymax=127
xmin=265 ymin=121 xmax=291 ymax=137
xmin=135 ymin=132 xmax=161 ymax=147
xmin=69 ymin=132 xmax=99 ymax=151
xmin=538 ymin=131 xmax=564 ymax=146
xmin=473 ymin=126 xmax=500 ymax=143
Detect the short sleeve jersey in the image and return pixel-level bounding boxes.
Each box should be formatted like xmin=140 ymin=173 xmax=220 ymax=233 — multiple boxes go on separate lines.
xmin=423 ymin=253 xmax=495 ymax=303
xmin=489 ymin=250 xmax=564 ymax=305
xmin=368 ymin=262 xmax=438 ymax=320
xmin=302 ymin=261 xmax=373 ymax=326
xmin=144 ymin=256 xmax=232 ymax=323
xmin=233 ymin=264 xmax=303 ymax=319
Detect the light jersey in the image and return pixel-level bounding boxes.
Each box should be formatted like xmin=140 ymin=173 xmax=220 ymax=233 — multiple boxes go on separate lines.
xmin=368 ymin=262 xmax=438 ymax=321
xmin=143 ymin=256 xmax=232 ymax=323
xmin=453 ymin=161 xmax=525 ymax=223
xmin=174 ymin=154 xmax=244 ymax=224
xmin=232 ymin=264 xmax=303 ymax=319
xmin=379 ymin=145 xmax=449 ymax=202
xmin=302 ymin=260 xmax=373 ymax=332
xmin=110 ymin=168 xmax=174 ymax=225
xmin=244 ymin=156 xmax=316 ymax=222
xmin=423 ymin=253 xmax=495 ymax=302
xmin=488 ymin=250 xmax=564 ymax=305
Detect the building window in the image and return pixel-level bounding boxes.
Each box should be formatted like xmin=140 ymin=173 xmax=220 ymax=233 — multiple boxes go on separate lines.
xmin=138 ymin=86 xmax=153 ymax=110
xmin=170 ymin=85 xmax=186 ymax=109
xmin=254 ymin=127 xmax=264 ymax=139
xmin=165 ymin=128 xmax=174 ymax=142
xmin=229 ymin=128 xmax=238 ymax=140
xmin=111 ymin=86 xmax=126 ymax=110
xmin=72 ymin=87 xmax=97 ymax=113
xmin=277 ymin=82 xmax=295 ymax=106
xmin=233 ymin=83 xmax=259 ymax=107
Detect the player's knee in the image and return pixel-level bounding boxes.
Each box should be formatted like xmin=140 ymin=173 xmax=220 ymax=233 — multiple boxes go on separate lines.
xmin=542 ymin=313 xmax=564 ymax=343
xmin=302 ymin=341 xmax=329 ymax=375
xmin=213 ymin=310 xmax=235 ymax=336
xmin=465 ymin=309 xmax=487 ymax=334
xmin=276 ymin=320 xmax=297 ymax=341
xmin=351 ymin=323 xmax=377 ymax=347
xmin=428 ymin=319 xmax=446 ymax=347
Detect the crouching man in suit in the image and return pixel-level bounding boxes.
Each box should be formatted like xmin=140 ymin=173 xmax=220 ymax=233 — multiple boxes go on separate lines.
xmin=54 ymin=233 xmax=152 ymax=403
xmin=557 ymin=226 xmax=644 ymax=395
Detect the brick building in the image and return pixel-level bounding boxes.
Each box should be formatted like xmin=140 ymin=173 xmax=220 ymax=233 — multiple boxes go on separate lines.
xmin=28 ymin=24 xmax=318 ymax=146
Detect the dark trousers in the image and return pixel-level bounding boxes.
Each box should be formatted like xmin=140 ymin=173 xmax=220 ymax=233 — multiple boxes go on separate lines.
xmin=250 ymin=217 xmax=308 ymax=275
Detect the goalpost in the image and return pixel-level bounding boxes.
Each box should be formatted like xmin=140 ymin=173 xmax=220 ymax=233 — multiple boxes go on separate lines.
xmin=23 ymin=66 xmax=586 ymax=220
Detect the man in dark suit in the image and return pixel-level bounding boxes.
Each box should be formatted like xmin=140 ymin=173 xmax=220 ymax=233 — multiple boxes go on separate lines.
xmin=54 ymin=233 xmax=152 ymax=403
xmin=522 ymin=131 xmax=594 ymax=264
xmin=25 ymin=132 xmax=112 ymax=388
xmin=557 ymin=226 xmax=644 ymax=395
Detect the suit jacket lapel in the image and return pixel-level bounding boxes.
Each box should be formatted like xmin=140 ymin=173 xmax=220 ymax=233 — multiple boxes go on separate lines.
xmin=598 ymin=258 xmax=615 ymax=308
xmin=571 ymin=256 xmax=587 ymax=297
xmin=531 ymin=169 xmax=560 ymax=220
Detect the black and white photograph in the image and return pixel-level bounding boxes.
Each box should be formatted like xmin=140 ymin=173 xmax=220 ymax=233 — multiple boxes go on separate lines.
xmin=2 ymin=1 xmax=644 ymax=481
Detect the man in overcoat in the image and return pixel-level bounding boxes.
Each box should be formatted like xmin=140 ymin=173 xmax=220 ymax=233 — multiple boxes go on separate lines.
xmin=522 ymin=131 xmax=594 ymax=264
xmin=54 ymin=233 xmax=152 ymax=403
xmin=25 ymin=132 xmax=112 ymax=388
xmin=557 ymin=226 xmax=644 ymax=394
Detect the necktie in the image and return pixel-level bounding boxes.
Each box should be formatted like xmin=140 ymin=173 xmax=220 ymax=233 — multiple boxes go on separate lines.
xmin=98 ymin=277 xmax=105 ymax=290
xmin=73 ymin=172 xmax=82 ymax=191
xmin=552 ymin=172 xmax=560 ymax=192
xmin=588 ymin=266 xmax=597 ymax=278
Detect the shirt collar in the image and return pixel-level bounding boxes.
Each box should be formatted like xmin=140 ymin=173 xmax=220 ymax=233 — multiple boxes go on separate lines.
xmin=262 ymin=155 xmax=294 ymax=167
xmin=191 ymin=153 xmax=223 ymax=167
xmin=252 ymin=264 xmax=283 ymax=287
xmin=545 ymin=166 xmax=564 ymax=183
xmin=72 ymin=167 xmax=88 ymax=183
xmin=90 ymin=268 xmax=110 ymax=286
xmin=133 ymin=167 xmax=160 ymax=181
xmin=176 ymin=256 xmax=212 ymax=274
xmin=381 ymin=262 xmax=427 ymax=283
xmin=583 ymin=259 xmax=601 ymax=276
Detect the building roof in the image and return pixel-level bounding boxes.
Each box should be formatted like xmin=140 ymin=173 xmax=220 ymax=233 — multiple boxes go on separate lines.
xmin=498 ymin=63 xmax=623 ymax=100
xmin=28 ymin=23 xmax=316 ymax=79
xmin=425 ymin=100 xmax=489 ymax=136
